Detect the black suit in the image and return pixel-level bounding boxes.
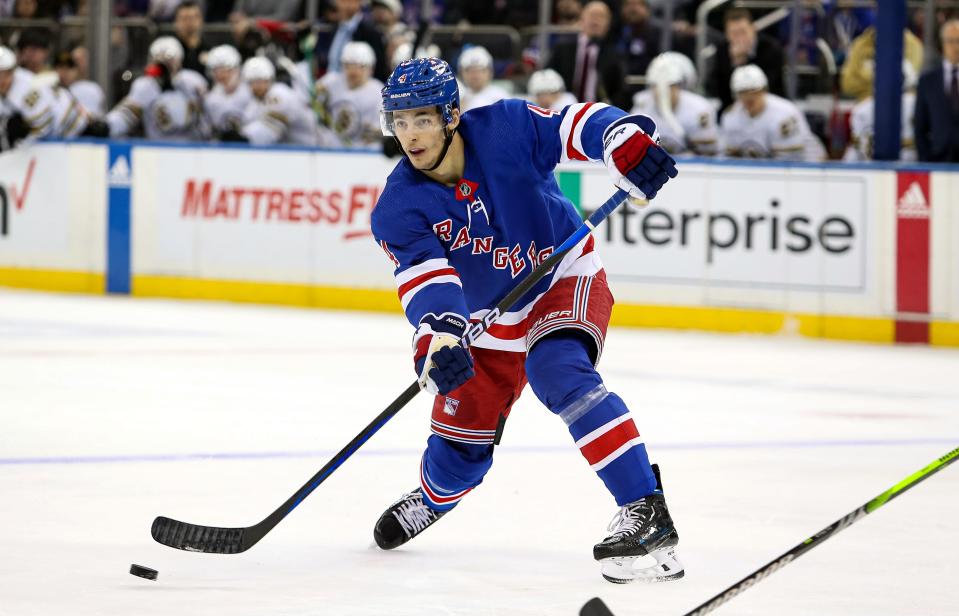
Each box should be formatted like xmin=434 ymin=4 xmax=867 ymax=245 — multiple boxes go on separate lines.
xmin=548 ymin=35 xmax=627 ymax=109
xmin=914 ymin=66 xmax=959 ymax=162
xmin=705 ymin=34 xmax=785 ymax=109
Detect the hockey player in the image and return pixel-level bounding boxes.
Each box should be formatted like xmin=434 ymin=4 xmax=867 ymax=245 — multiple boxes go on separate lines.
xmin=526 ymin=68 xmax=578 ymax=112
xmin=458 ymin=46 xmax=509 ymax=112
xmin=0 ymin=46 xmax=98 ymax=150
xmin=224 ymin=57 xmax=320 ymax=146
xmin=844 ymin=60 xmax=917 ymax=162
xmin=204 ymin=45 xmax=252 ymax=135
xmin=371 ymin=58 xmax=681 ymax=584
xmin=720 ymin=64 xmax=825 ymax=161
xmin=106 ymin=36 xmax=209 ymax=140
xmin=631 ymin=53 xmax=719 ymax=156
xmin=316 ymin=41 xmax=384 ymax=150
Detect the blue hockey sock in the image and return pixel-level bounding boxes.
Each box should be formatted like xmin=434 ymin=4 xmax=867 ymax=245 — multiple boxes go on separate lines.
xmin=419 ymin=435 xmax=493 ymax=512
xmin=527 ymin=334 xmax=658 ymax=505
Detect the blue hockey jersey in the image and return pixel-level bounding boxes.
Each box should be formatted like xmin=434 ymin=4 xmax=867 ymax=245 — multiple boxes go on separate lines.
xmin=371 ymin=99 xmax=626 ymax=352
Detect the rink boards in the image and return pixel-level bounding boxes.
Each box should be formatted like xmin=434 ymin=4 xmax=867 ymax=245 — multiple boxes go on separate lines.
xmin=1 ymin=140 xmax=958 ymax=346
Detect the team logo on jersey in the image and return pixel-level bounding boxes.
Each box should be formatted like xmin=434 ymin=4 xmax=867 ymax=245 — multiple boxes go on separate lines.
xmin=455 ymin=178 xmax=479 ymax=200
xmin=443 ymin=397 xmax=460 ymax=416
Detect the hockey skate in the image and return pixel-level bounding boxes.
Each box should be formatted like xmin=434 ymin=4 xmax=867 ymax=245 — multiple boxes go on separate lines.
xmin=593 ymin=491 xmax=684 ymax=583
xmin=373 ymin=488 xmax=447 ymax=550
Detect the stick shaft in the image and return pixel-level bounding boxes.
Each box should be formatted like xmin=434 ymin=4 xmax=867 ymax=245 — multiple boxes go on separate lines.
xmin=683 ymin=446 xmax=959 ymax=616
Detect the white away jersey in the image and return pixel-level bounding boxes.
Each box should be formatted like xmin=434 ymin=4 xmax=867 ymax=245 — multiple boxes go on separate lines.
xmin=631 ymin=88 xmax=719 ymax=156
xmin=720 ymin=93 xmax=825 ymax=161
xmin=844 ymin=92 xmax=917 ymax=162
xmin=460 ymin=83 xmax=510 ymax=112
xmin=241 ymin=82 xmax=318 ymax=146
xmin=316 ymin=72 xmax=384 ymax=150
xmin=0 ymin=68 xmax=63 ymax=140
xmin=205 ymin=81 xmax=253 ymax=133
xmin=107 ymin=68 xmax=209 ymax=140
xmin=70 ymin=80 xmax=105 ymax=116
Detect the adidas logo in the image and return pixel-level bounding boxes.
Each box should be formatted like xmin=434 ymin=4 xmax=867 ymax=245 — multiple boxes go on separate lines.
xmin=897 ymin=181 xmax=929 ymax=219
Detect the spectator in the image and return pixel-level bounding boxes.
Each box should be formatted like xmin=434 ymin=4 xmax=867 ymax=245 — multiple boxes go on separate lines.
xmin=554 ymin=0 xmax=582 ymax=27
xmin=617 ymin=0 xmax=661 ymax=76
xmin=840 ymin=25 xmax=923 ymax=101
xmin=720 ymin=64 xmax=825 ymax=161
xmin=228 ymin=11 xmax=268 ymax=60
xmin=15 ymin=28 xmax=52 ymax=75
xmin=844 ymin=60 xmax=917 ymax=162
xmin=371 ymin=0 xmax=409 ymax=41
xmin=173 ymin=1 xmax=211 ymax=75
xmin=316 ymin=41 xmax=383 ymax=149
xmin=526 ymin=68 xmax=577 ymax=111
xmin=231 ymin=0 xmax=301 ymax=22
xmin=914 ymin=19 xmax=959 ymax=162
xmin=53 ymin=49 xmax=105 ymax=115
xmin=548 ymin=1 xmax=625 ymax=107
xmin=631 ymin=52 xmax=719 ymax=157
xmin=705 ymin=8 xmax=785 ymax=110
xmin=106 ymin=36 xmax=209 ymax=140
xmin=326 ymin=0 xmax=389 ymax=82
xmin=204 ymin=44 xmax=251 ymax=134
xmin=223 ymin=56 xmax=327 ymax=145
xmin=458 ymin=46 xmax=509 ymax=111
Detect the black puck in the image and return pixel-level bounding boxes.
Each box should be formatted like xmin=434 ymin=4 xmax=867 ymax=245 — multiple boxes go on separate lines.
xmin=129 ymin=564 xmax=158 ymax=581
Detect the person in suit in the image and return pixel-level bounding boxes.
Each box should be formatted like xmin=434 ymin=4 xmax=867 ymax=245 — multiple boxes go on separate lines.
xmin=326 ymin=0 xmax=389 ymax=83
xmin=704 ymin=7 xmax=785 ymax=110
xmin=548 ymin=1 xmax=626 ymax=108
xmin=915 ymin=19 xmax=959 ymax=162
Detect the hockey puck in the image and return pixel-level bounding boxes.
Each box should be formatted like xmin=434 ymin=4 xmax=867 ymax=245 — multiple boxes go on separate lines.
xmin=129 ymin=564 xmax=158 ymax=581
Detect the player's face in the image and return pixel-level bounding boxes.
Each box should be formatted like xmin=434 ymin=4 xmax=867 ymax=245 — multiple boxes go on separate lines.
xmin=213 ymin=66 xmax=238 ymax=88
xmin=392 ymin=107 xmax=458 ymax=169
xmin=0 ymin=69 xmax=13 ymax=96
xmin=535 ymin=91 xmax=560 ymax=109
xmin=737 ymin=89 xmax=765 ymax=116
xmin=250 ymin=78 xmax=271 ymax=98
xmin=462 ymin=66 xmax=490 ymax=91
xmin=343 ymin=62 xmax=370 ymax=89
xmin=942 ymin=22 xmax=959 ymax=64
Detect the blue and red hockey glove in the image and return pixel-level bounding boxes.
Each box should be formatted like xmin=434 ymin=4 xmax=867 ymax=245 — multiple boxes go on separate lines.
xmin=413 ymin=312 xmax=475 ymax=395
xmin=602 ymin=114 xmax=678 ymax=201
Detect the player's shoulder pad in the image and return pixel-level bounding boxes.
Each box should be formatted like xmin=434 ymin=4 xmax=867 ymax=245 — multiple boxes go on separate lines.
xmin=371 ymin=161 xmax=435 ymax=237
xmin=129 ymin=75 xmax=161 ymax=100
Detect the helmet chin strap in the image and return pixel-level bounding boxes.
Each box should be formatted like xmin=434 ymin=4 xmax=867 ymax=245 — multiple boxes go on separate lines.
xmin=424 ymin=126 xmax=455 ymax=171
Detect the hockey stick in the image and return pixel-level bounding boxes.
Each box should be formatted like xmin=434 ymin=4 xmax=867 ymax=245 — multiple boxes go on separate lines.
xmin=580 ymin=597 xmax=616 ymax=616
xmin=682 ymin=445 xmax=959 ymax=616
xmin=151 ymin=188 xmax=634 ymax=554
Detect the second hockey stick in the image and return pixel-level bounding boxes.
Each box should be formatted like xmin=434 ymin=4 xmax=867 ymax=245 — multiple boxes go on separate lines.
xmin=151 ymin=188 xmax=634 ymax=554
xmin=682 ymin=445 xmax=959 ymax=615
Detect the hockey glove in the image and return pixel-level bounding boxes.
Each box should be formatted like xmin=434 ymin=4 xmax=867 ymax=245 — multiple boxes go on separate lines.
xmin=4 ymin=112 xmax=31 ymax=148
xmin=602 ymin=114 xmax=678 ymax=201
xmin=413 ymin=312 xmax=475 ymax=396
xmin=218 ymin=127 xmax=249 ymax=143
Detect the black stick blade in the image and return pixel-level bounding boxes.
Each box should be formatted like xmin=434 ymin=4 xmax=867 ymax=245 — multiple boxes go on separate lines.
xmin=581 ymin=597 xmax=616 ymax=616
xmin=151 ymin=516 xmax=246 ymax=554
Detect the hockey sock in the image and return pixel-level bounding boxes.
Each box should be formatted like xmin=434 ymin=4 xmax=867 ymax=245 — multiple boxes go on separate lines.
xmin=527 ymin=334 xmax=658 ymax=505
xmin=419 ymin=435 xmax=494 ymax=512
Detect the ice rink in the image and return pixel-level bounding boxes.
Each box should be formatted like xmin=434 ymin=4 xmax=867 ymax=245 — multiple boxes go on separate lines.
xmin=1 ymin=287 xmax=957 ymax=616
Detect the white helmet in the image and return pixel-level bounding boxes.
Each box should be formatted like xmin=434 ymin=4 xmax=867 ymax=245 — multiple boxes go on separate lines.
xmin=645 ymin=54 xmax=685 ymax=87
xmin=731 ymin=64 xmax=768 ymax=93
xmin=206 ymin=45 xmax=241 ymax=71
xmin=527 ymin=69 xmax=566 ymax=95
xmin=0 ymin=46 xmax=15 ymax=71
xmin=458 ymin=46 xmax=493 ymax=72
xmin=658 ymin=51 xmax=697 ymax=89
xmin=149 ymin=36 xmax=184 ymax=66
xmin=341 ymin=41 xmax=376 ymax=68
xmin=241 ymin=56 xmax=275 ymax=82
xmin=902 ymin=59 xmax=917 ymax=91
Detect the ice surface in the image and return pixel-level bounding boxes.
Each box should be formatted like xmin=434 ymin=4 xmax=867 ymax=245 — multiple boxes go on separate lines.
xmin=1 ymin=288 xmax=956 ymax=616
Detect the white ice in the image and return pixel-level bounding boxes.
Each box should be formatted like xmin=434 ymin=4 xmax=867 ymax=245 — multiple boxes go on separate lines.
xmin=1 ymin=288 xmax=957 ymax=616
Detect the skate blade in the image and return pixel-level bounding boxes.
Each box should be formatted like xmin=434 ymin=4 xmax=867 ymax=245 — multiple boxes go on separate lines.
xmin=600 ymin=548 xmax=684 ymax=584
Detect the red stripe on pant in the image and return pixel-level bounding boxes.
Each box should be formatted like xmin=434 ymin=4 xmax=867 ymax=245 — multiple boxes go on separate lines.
xmin=580 ymin=419 xmax=640 ymax=466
